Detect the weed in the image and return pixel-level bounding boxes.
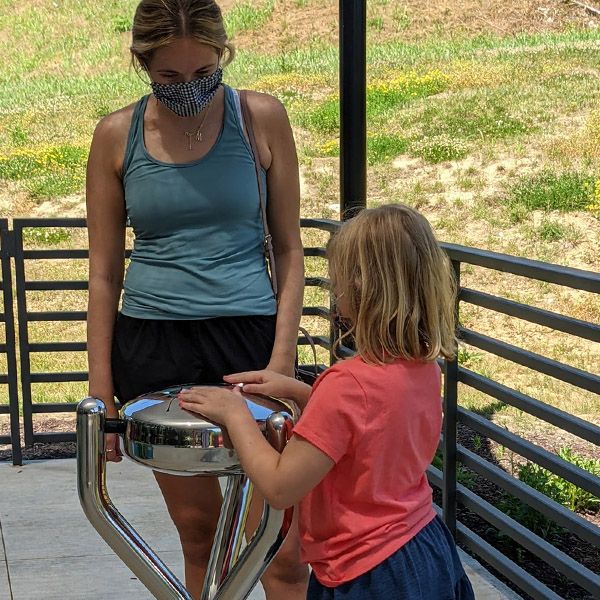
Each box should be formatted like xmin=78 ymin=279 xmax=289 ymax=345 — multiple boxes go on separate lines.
xmin=410 ymin=135 xmax=468 ymax=164
xmin=368 ymin=17 xmax=384 ymax=31
xmin=367 ymin=134 xmax=410 ymax=165
xmin=392 ymin=6 xmax=410 ymax=31
xmin=112 ymin=15 xmax=132 ymax=33
xmin=22 ymin=227 xmax=72 ymax=246
xmin=536 ymin=220 xmax=581 ymax=243
xmin=507 ymin=171 xmax=594 ymax=213
xmin=498 ymin=446 xmax=600 ymax=540
xmin=420 ymin=94 xmax=530 ymax=142
xmin=10 ymin=126 xmax=28 ymax=146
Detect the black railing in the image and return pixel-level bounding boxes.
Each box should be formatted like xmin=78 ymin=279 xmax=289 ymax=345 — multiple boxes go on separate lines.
xmin=0 ymin=217 xmax=598 ymax=599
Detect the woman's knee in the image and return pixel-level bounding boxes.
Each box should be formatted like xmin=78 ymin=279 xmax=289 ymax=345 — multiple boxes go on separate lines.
xmin=264 ymin=541 xmax=308 ymax=584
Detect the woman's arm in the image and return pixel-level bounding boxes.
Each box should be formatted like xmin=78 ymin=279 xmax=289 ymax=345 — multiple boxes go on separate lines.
xmin=178 ymin=387 xmax=334 ymax=509
xmin=247 ymin=92 xmax=305 ymax=377
xmin=86 ymin=111 xmax=129 ymax=417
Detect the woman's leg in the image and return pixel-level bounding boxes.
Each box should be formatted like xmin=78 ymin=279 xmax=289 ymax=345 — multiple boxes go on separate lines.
xmin=245 ymin=489 xmax=309 ymax=600
xmin=154 ymin=472 xmax=223 ymax=600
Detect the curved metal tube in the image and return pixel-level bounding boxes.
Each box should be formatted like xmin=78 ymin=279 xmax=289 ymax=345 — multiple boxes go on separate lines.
xmin=77 ymin=397 xmax=294 ymax=600
xmin=77 ymin=397 xmax=190 ymax=600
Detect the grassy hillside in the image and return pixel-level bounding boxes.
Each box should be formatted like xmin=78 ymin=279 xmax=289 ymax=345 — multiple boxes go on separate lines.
xmin=0 ymin=1 xmax=598 ymax=462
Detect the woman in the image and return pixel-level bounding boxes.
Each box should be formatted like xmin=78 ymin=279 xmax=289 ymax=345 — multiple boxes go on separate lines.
xmin=85 ymin=1 xmax=307 ymax=598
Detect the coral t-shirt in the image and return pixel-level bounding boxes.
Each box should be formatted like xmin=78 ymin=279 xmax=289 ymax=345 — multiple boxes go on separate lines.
xmin=292 ymin=355 xmax=442 ymax=587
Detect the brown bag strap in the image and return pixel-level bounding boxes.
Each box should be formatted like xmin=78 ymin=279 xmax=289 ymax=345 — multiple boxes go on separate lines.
xmin=239 ymin=90 xmax=278 ymax=296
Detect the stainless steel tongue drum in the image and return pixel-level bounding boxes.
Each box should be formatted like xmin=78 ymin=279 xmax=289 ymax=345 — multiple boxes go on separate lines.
xmin=77 ymin=384 xmax=297 ymax=600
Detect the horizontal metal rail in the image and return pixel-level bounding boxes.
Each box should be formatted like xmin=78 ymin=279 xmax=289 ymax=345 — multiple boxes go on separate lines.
xmin=304 ymin=276 xmax=330 ymax=289
xmin=460 ymin=328 xmax=600 ymax=394
xmin=459 ymin=408 xmax=600 ymax=497
xmin=299 ymin=218 xmax=340 ymax=233
xmin=25 ymin=281 xmax=87 ymax=290
xmin=29 ymin=342 xmax=87 ymax=352
xmin=303 ymin=248 xmax=327 ymax=258
xmin=26 ymin=311 xmax=87 ymax=321
xmin=29 ymin=372 xmax=87 ymax=383
xmin=459 ymin=367 xmax=600 ymax=445
xmin=31 ymin=403 xmax=78 ymax=413
xmin=443 ymin=242 xmax=600 ymax=292
xmin=460 ymin=288 xmax=600 ymax=343
xmin=302 ymin=306 xmax=331 ymax=320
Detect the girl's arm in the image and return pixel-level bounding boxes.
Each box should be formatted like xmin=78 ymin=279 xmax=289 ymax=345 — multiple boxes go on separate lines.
xmin=247 ymin=92 xmax=305 ymax=377
xmin=178 ymin=388 xmax=334 ymax=509
xmin=86 ymin=111 xmax=129 ymax=416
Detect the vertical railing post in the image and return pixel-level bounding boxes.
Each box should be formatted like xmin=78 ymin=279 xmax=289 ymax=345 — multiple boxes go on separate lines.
xmin=443 ymin=259 xmax=461 ymax=537
xmin=0 ymin=222 xmax=22 ymax=465
xmin=339 ymin=0 xmax=367 ymax=220
xmin=12 ymin=221 xmax=34 ymax=446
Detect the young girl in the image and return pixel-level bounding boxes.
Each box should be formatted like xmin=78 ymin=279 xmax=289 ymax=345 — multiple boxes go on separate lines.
xmin=178 ymin=204 xmax=475 ymax=599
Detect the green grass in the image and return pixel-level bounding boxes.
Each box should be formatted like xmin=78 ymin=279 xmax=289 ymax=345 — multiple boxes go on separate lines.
xmin=507 ymin=171 xmax=594 ymax=213
xmin=367 ymin=135 xmax=410 ymax=165
xmin=224 ymin=0 xmax=275 ymax=38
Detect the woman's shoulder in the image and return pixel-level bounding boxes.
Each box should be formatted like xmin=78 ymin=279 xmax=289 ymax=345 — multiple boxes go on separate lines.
xmin=92 ymin=98 xmax=144 ymax=145
xmin=238 ymin=89 xmax=290 ymax=126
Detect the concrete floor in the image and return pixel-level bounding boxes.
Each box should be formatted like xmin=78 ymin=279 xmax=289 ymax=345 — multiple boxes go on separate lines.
xmin=0 ymin=458 xmax=520 ymax=599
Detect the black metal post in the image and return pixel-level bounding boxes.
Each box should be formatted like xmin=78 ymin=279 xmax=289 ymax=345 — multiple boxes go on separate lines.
xmin=339 ymin=0 xmax=367 ymax=220
xmin=443 ymin=259 xmax=461 ymax=537
xmin=0 ymin=223 xmax=22 ymax=465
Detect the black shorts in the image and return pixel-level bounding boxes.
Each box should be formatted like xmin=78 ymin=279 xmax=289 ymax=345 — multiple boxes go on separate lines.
xmin=111 ymin=313 xmax=276 ymax=403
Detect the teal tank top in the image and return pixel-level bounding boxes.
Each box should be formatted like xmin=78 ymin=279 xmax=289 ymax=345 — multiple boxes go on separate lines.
xmin=121 ymin=85 xmax=277 ymax=320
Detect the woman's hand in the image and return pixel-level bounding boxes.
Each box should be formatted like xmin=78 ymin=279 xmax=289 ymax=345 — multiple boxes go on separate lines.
xmin=265 ymin=357 xmax=295 ymax=378
xmin=178 ymin=386 xmax=247 ymax=426
xmin=104 ymin=406 xmax=122 ymax=463
xmin=223 ymin=370 xmax=311 ymax=408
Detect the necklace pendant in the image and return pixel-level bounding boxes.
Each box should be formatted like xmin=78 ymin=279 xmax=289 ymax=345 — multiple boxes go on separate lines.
xmin=185 ymin=131 xmax=193 ymax=151
xmin=196 ymin=129 xmax=202 ymax=142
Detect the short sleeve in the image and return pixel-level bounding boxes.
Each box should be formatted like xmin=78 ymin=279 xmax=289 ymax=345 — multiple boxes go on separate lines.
xmin=292 ymin=365 xmax=366 ymax=463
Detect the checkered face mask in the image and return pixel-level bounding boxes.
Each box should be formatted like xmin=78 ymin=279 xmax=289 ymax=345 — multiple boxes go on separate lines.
xmin=151 ymin=67 xmax=223 ymax=117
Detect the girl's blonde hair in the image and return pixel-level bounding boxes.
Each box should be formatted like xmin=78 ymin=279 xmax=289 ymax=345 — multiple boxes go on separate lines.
xmin=130 ymin=0 xmax=235 ymax=73
xmin=327 ymin=204 xmax=457 ymax=364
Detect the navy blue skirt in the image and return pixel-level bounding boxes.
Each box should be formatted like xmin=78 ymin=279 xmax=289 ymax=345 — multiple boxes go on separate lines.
xmin=307 ymin=515 xmax=475 ymax=600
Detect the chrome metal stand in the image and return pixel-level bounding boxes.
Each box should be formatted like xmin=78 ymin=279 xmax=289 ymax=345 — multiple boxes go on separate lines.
xmin=77 ymin=397 xmax=293 ymax=600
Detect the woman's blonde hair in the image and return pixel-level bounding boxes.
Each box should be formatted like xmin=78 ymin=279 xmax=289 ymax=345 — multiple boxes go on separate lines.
xmin=327 ymin=204 xmax=457 ymax=364
xmin=130 ymin=0 xmax=235 ymax=72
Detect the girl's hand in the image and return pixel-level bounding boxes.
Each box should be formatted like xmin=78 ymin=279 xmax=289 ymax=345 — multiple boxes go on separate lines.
xmin=178 ymin=386 xmax=247 ymax=425
xmin=223 ymin=370 xmax=311 ymax=407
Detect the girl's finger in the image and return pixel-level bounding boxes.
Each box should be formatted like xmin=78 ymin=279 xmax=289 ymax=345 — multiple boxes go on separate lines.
xmin=239 ymin=383 xmax=263 ymax=394
xmin=223 ymin=371 xmax=262 ymax=383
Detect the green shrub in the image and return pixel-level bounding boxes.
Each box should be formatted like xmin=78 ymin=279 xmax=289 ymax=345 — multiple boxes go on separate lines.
xmin=497 ymin=446 xmax=600 ymax=540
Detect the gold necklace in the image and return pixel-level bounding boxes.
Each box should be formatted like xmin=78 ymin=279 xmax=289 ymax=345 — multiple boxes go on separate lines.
xmin=184 ymin=101 xmax=213 ymax=150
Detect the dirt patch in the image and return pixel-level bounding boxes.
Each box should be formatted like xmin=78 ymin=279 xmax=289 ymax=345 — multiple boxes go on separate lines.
xmin=227 ymin=0 xmax=600 ymax=53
